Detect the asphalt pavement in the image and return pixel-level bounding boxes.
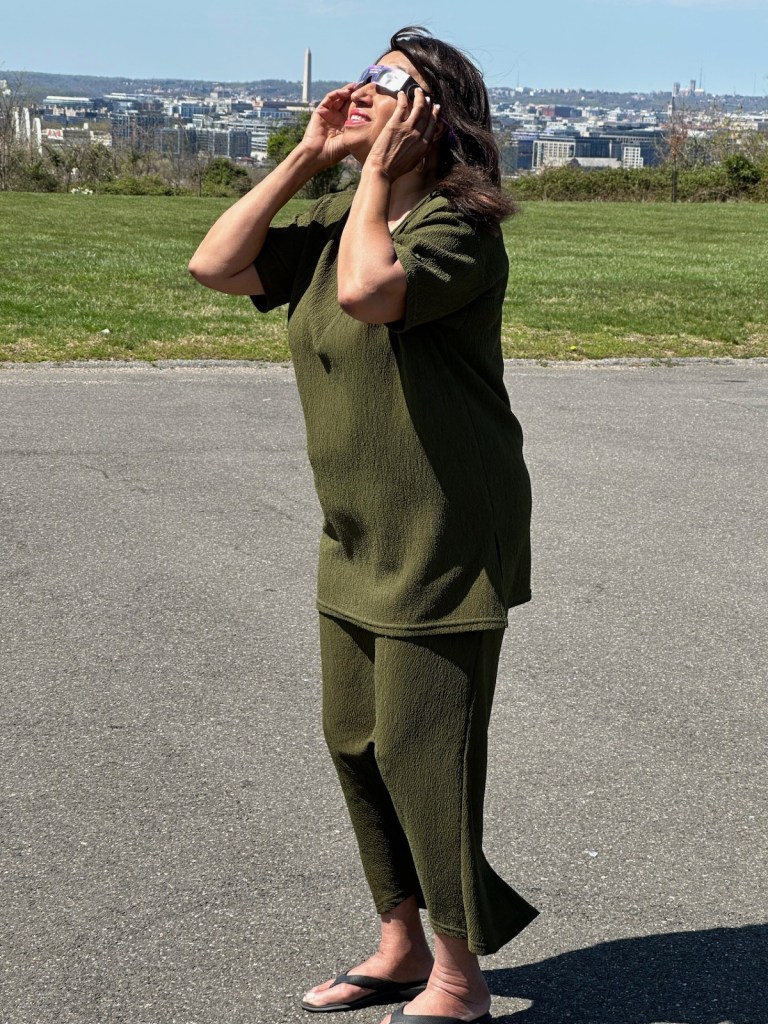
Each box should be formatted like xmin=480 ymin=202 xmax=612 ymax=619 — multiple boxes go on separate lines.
xmin=1 ymin=359 xmax=766 ymax=1024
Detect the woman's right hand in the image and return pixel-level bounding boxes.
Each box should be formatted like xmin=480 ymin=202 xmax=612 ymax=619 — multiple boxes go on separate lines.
xmin=188 ymin=86 xmax=356 ymax=295
xmin=297 ymin=84 xmax=356 ymax=168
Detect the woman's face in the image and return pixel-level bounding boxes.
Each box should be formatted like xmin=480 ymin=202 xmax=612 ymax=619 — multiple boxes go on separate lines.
xmin=343 ymin=50 xmax=429 ymax=157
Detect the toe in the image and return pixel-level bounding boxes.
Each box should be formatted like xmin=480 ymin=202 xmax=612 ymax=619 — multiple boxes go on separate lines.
xmin=303 ymin=978 xmax=377 ymax=1009
xmin=302 ymin=979 xmax=334 ymax=1004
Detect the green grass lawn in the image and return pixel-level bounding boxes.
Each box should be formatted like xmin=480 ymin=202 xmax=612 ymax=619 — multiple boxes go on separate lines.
xmin=1 ymin=192 xmax=767 ymax=362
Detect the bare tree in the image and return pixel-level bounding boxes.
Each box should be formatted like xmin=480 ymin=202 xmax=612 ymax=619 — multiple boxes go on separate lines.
xmin=663 ymin=95 xmax=690 ymax=203
xmin=0 ymin=72 xmax=34 ymax=191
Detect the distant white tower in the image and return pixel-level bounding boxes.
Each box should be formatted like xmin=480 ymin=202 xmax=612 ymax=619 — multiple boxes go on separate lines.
xmin=303 ymin=48 xmax=312 ymax=105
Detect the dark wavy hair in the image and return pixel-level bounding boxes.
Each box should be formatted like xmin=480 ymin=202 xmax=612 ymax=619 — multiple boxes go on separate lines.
xmin=382 ymin=26 xmax=515 ymax=227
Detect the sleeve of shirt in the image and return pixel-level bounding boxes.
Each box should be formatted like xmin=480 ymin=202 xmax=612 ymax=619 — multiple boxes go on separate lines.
xmin=389 ymin=206 xmax=507 ymax=333
xmin=250 ymin=204 xmax=316 ymax=313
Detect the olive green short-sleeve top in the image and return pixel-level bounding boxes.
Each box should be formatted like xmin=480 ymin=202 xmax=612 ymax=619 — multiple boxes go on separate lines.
xmin=252 ymin=190 xmax=531 ymax=636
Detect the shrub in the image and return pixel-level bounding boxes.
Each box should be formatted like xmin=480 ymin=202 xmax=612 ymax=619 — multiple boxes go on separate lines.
xmin=675 ymin=165 xmax=731 ymax=203
xmin=201 ymin=157 xmax=252 ymax=198
xmin=506 ymin=162 xmax=767 ymax=203
xmin=723 ymin=154 xmax=762 ymax=194
xmin=10 ymin=157 xmax=61 ymax=193
xmin=99 ymin=175 xmax=191 ymax=196
xmin=267 ymin=114 xmax=343 ymax=197
xmin=507 ymin=166 xmax=673 ymax=202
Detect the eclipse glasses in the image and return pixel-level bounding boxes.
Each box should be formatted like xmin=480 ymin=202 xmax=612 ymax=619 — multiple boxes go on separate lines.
xmin=355 ymin=64 xmax=427 ymax=101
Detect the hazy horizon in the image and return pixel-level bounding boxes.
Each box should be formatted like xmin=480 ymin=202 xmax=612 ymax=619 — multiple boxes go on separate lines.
xmin=4 ymin=0 xmax=767 ymax=98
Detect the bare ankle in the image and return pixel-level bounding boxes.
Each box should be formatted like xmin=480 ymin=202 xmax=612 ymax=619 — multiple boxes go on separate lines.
xmin=427 ymin=933 xmax=488 ymax=1002
xmin=378 ymin=897 xmax=433 ymax=967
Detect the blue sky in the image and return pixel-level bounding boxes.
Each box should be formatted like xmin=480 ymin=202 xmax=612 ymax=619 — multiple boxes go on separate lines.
xmin=3 ymin=0 xmax=767 ymax=96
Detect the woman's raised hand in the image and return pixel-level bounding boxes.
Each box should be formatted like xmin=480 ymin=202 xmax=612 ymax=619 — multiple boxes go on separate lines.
xmin=299 ymin=84 xmax=356 ymax=168
xmin=366 ymin=89 xmax=442 ymax=181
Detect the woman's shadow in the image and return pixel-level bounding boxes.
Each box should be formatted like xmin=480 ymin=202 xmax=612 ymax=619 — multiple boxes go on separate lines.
xmin=486 ymin=923 xmax=767 ymax=1024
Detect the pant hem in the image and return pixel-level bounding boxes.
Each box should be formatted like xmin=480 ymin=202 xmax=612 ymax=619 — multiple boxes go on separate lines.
xmin=430 ymin=906 xmax=541 ymax=956
xmin=375 ymin=891 xmax=427 ymax=916
xmin=429 ymin=917 xmax=469 ymax=942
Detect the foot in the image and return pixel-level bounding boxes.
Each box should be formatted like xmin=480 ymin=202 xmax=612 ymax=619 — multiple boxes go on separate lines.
xmin=379 ymin=971 xmax=491 ymax=1023
xmin=303 ymin=949 xmax=434 ymax=1011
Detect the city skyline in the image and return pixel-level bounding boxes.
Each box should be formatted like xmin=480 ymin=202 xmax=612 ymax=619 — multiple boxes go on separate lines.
xmin=3 ymin=0 xmax=767 ymax=97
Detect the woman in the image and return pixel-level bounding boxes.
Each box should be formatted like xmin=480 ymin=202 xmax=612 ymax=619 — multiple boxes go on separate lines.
xmin=189 ymin=27 xmax=538 ymax=1024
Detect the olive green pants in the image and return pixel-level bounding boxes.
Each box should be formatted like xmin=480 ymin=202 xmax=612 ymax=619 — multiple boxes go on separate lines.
xmin=319 ymin=613 xmax=539 ymax=956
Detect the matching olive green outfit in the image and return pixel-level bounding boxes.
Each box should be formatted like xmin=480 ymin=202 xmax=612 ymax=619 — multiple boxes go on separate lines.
xmin=252 ymin=190 xmax=538 ymax=953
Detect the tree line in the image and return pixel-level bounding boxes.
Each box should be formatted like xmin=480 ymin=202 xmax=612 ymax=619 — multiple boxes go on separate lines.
xmin=507 ymin=156 xmax=768 ymax=203
xmin=0 ymin=97 xmax=356 ymax=197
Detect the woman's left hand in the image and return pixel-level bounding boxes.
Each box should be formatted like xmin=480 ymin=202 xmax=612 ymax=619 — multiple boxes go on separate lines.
xmin=366 ymin=89 xmax=442 ymax=181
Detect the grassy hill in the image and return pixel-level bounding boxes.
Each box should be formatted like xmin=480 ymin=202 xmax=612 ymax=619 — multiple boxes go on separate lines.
xmin=1 ymin=193 xmax=766 ymax=363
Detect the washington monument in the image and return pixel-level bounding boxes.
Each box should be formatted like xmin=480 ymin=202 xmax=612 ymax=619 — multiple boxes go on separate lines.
xmin=303 ymin=48 xmax=312 ymax=105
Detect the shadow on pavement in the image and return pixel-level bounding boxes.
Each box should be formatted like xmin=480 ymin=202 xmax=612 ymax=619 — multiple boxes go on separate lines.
xmin=487 ymin=923 xmax=767 ymax=1024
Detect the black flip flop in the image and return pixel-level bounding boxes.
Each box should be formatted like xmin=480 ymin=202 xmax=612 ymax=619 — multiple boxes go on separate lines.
xmin=301 ymin=973 xmax=429 ymax=1013
xmin=390 ymin=1004 xmax=492 ymax=1024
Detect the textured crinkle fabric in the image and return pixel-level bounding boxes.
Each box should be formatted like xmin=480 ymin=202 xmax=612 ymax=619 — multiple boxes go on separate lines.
xmin=252 ymin=190 xmax=531 ymax=637
xmin=319 ymin=613 xmax=540 ymax=955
